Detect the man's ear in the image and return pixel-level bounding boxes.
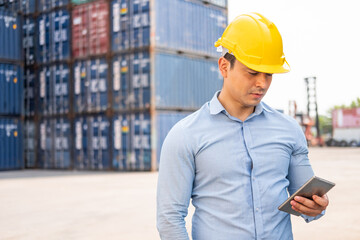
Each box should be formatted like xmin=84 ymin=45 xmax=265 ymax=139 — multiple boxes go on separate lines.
xmin=218 ymin=57 xmax=229 ymax=78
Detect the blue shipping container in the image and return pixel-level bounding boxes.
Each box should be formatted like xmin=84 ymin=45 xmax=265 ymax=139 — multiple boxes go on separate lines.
xmin=24 ymin=119 xmax=36 ymax=168
xmin=0 ymin=9 xmax=21 ymax=61
xmin=154 ymin=52 xmax=222 ymax=109
xmin=110 ymin=0 xmax=227 ymax=56
xmin=74 ymin=58 xmax=108 ymax=113
xmin=155 ymin=111 xmax=190 ymax=166
xmin=38 ymin=0 xmax=68 ymax=12
xmin=38 ymin=10 xmax=70 ymax=63
xmin=75 ymin=115 xmax=110 ymax=170
xmin=112 ymin=51 xmax=150 ymax=110
xmin=39 ymin=117 xmax=71 ymax=169
xmin=0 ymin=117 xmax=23 ymax=170
xmin=154 ymin=0 xmax=226 ymax=56
xmin=111 ymin=0 xmax=150 ymax=51
xmin=113 ymin=112 xmax=151 ymax=170
xmin=112 ymin=51 xmax=221 ymax=111
xmin=39 ymin=64 xmax=70 ymax=115
xmin=0 ymin=63 xmax=23 ymax=115
xmin=23 ymin=17 xmax=36 ymax=65
xmin=200 ymin=0 xmax=227 ymax=8
xmin=24 ymin=67 xmax=36 ymax=116
xmin=21 ymin=0 xmax=36 ymax=14
xmin=0 ymin=0 xmax=36 ymax=14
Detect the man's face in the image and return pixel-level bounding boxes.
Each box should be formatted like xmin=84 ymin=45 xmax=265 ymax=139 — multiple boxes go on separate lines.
xmin=222 ymin=58 xmax=273 ymax=109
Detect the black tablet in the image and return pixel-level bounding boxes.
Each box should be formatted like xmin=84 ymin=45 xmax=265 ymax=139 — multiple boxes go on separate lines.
xmin=278 ymin=176 xmax=335 ymax=216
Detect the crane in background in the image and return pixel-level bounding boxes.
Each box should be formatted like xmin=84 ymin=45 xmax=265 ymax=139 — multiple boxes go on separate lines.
xmin=288 ymin=77 xmax=324 ymax=147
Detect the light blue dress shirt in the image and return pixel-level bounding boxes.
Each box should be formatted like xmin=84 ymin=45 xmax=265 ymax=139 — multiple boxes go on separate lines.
xmin=157 ymin=91 xmax=324 ymax=240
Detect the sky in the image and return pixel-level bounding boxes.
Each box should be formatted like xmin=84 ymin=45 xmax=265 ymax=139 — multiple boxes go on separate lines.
xmin=228 ymin=0 xmax=360 ymax=116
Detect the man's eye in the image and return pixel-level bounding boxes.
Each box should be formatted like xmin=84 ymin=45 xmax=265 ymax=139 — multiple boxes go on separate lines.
xmin=249 ymin=72 xmax=258 ymax=76
xmin=266 ymin=73 xmax=273 ymax=77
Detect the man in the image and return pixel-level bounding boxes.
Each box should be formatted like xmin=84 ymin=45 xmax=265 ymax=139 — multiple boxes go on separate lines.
xmin=157 ymin=13 xmax=329 ymax=239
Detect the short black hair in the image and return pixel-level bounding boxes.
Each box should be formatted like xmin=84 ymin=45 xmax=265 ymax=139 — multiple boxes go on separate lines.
xmin=223 ymin=52 xmax=236 ymax=69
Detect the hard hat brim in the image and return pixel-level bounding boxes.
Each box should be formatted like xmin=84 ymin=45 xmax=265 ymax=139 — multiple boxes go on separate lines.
xmin=240 ymin=57 xmax=291 ymax=74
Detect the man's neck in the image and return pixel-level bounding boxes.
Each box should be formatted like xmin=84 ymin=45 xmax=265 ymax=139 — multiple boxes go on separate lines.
xmin=218 ymin=92 xmax=256 ymax=121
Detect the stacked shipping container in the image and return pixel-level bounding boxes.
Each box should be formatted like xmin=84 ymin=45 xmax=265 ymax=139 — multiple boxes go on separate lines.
xmin=328 ymin=108 xmax=360 ymax=147
xmin=13 ymin=0 xmax=227 ymax=171
xmin=20 ymin=0 xmax=73 ymax=169
xmin=0 ymin=5 xmax=24 ymax=170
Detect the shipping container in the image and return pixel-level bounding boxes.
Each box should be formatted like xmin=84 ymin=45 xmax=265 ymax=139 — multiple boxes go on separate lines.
xmin=112 ymin=51 xmax=221 ymax=111
xmin=112 ymin=110 xmax=191 ymax=170
xmin=24 ymin=67 xmax=36 ymax=116
xmin=0 ymin=117 xmax=23 ymax=170
xmin=111 ymin=0 xmax=150 ymax=51
xmin=23 ymin=17 xmax=36 ymax=65
xmin=112 ymin=112 xmax=151 ymax=170
xmin=72 ymin=0 xmax=109 ymax=58
xmin=39 ymin=64 xmax=70 ymax=115
xmin=0 ymin=63 xmax=23 ymax=115
xmin=71 ymin=0 xmax=97 ymax=5
xmin=110 ymin=0 xmax=226 ymax=56
xmin=332 ymin=108 xmax=360 ymax=128
xmin=155 ymin=111 xmax=190 ymax=165
xmin=154 ymin=52 xmax=222 ymax=109
xmin=38 ymin=9 xmax=70 ymax=63
xmin=0 ymin=0 xmax=36 ymax=14
xmin=38 ymin=117 xmax=71 ymax=168
xmin=74 ymin=58 xmax=108 ymax=113
xmin=201 ymin=0 xmax=227 ymax=8
xmin=326 ymin=108 xmax=360 ymax=147
xmin=154 ymin=0 xmax=226 ymax=56
xmin=24 ymin=119 xmax=36 ymax=168
xmin=75 ymin=115 xmax=110 ymax=170
xmin=38 ymin=0 xmax=68 ymax=12
xmin=112 ymin=51 xmax=150 ymax=110
xmin=0 ymin=9 xmax=21 ymax=61
xmin=21 ymin=0 xmax=36 ymax=14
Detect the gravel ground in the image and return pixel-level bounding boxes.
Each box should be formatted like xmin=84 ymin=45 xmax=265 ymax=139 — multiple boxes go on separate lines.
xmin=0 ymin=147 xmax=359 ymax=239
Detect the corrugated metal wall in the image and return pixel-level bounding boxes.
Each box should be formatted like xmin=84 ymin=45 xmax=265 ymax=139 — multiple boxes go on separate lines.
xmin=0 ymin=4 xmax=24 ymax=170
xmin=37 ymin=10 xmax=70 ymax=63
xmin=154 ymin=53 xmax=222 ymax=109
xmin=0 ymin=63 xmax=23 ymax=115
xmin=0 ymin=9 xmax=22 ymax=61
xmin=154 ymin=0 xmax=226 ymax=56
xmin=0 ymin=118 xmax=23 ymax=170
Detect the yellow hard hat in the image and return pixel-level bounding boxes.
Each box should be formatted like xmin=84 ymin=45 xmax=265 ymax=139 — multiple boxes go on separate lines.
xmin=214 ymin=12 xmax=290 ymax=74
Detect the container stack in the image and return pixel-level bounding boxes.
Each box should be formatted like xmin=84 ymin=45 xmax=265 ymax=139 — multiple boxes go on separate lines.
xmin=19 ymin=0 xmax=227 ymax=171
xmin=22 ymin=0 xmax=72 ymax=169
xmin=0 ymin=2 xmax=24 ymax=170
xmin=108 ymin=0 xmax=227 ymax=171
xmin=22 ymin=0 xmax=37 ymax=169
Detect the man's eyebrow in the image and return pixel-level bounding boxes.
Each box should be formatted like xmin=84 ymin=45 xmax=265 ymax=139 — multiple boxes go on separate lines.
xmin=246 ymin=67 xmax=258 ymax=73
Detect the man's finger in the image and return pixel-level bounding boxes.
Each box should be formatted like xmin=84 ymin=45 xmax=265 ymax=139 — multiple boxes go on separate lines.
xmin=291 ymin=200 xmax=323 ymax=217
xmin=293 ymin=196 xmax=318 ymax=209
xmin=312 ymin=194 xmax=329 ymax=208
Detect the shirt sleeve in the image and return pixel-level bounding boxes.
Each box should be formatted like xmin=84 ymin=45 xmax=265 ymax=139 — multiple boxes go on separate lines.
xmin=156 ymin=122 xmax=195 ymax=239
xmin=287 ymin=123 xmax=325 ymax=222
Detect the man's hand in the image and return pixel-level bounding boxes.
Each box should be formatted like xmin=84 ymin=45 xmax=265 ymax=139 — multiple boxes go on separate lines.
xmin=290 ymin=194 xmax=329 ymax=217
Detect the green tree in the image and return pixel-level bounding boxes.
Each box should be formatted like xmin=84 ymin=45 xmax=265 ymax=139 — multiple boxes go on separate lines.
xmin=319 ymin=115 xmax=332 ymax=135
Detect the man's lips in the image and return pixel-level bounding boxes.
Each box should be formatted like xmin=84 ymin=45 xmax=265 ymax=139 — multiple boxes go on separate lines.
xmin=250 ymin=93 xmax=264 ymax=98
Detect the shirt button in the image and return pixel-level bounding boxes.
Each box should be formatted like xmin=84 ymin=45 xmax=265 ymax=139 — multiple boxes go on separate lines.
xmin=252 ymin=177 xmax=255 ymax=181
xmin=256 ymin=208 xmax=259 ymax=211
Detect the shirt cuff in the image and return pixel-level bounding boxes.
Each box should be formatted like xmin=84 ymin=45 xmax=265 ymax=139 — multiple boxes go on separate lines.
xmin=301 ymin=210 xmax=326 ymax=223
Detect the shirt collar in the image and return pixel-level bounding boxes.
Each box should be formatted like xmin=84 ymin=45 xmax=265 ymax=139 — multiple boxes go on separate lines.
xmin=209 ymin=91 xmax=225 ymax=115
xmin=209 ymin=91 xmax=273 ymax=116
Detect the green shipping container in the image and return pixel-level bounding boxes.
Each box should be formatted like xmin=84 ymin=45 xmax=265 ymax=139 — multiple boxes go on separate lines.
xmin=71 ymin=0 xmax=96 ymax=5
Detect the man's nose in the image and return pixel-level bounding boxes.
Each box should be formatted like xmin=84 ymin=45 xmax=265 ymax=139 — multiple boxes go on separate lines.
xmin=255 ymin=73 xmax=270 ymax=89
